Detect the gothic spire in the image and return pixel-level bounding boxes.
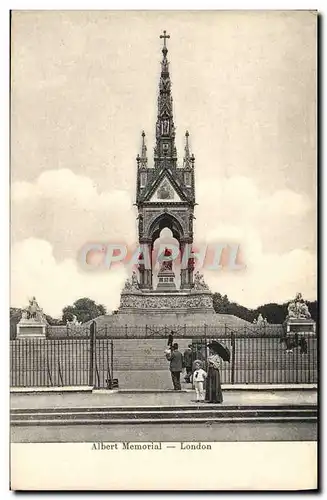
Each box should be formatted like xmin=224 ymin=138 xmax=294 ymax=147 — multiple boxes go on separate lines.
xmin=183 ymin=130 xmax=195 ymax=170
xmin=137 ymin=130 xmax=148 ymax=169
xmin=183 ymin=130 xmax=191 ymax=169
xmin=154 ymin=30 xmax=177 ymax=169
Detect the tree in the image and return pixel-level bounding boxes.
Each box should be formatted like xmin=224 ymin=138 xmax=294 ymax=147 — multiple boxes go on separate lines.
xmin=255 ymin=303 xmax=288 ymax=324
xmin=308 ymin=301 xmax=317 ymax=322
xmin=10 ymin=307 xmax=22 ymax=339
xmin=212 ymin=293 xmax=230 ymax=313
xmin=62 ymin=298 xmax=107 ymax=324
xmin=45 ymin=314 xmax=65 ymax=326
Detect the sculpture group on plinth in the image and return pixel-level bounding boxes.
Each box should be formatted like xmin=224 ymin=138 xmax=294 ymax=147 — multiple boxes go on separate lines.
xmin=17 ymin=297 xmax=48 ymax=338
xmin=193 ymin=271 xmax=209 ymax=291
xmin=122 ymin=271 xmax=140 ymax=292
xmin=253 ymin=313 xmax=268 ymax=327
xmin=282 ymin=292 xmax=315 ymax=353
xmin=287 ymin=292 xmax=311 ymax=320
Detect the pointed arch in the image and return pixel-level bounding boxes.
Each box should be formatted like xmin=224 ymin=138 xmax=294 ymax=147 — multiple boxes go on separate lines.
xmin=147 ymin=212 xmax=184 ymax=244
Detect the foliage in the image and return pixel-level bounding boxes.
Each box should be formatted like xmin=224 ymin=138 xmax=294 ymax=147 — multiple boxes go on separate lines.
xmin=45 ymin=315 xmax=65 ymax=326
xmin=10 ymin=307 xmax=22 ymax=339
xmin=62 ymin=298 xmax=107 ymax=324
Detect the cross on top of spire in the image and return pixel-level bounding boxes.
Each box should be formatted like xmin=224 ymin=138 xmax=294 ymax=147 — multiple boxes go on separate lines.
xmin=160 ymin=30 xmax=170 ymax=58
xmin=160 ymin=30 xmax=170 ymax=48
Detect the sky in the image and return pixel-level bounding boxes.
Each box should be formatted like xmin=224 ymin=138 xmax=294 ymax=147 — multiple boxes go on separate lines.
xmin=10 ymin=10 xmax=317 ymax=317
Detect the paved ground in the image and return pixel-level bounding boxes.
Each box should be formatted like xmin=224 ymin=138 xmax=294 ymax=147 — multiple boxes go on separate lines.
xmin=10 ymin=389 xmax=318 ymax=410
xmin=11 ymin=421 xmax=317 ymax=443
xmin=113 ymin=367 xmax=317 ymax=389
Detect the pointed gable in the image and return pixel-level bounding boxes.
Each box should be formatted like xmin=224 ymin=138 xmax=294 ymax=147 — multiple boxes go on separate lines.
xmin=150 ymin=177 xmax=182 ymax=202
xmin=142 ymin=168 xmax=188 ymax=203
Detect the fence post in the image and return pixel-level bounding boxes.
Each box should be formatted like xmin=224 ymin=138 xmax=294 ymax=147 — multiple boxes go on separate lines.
xmin=307 ymin=334 xmax=311 ymax=384
xmin=231 ymin=332 xmax=235 ymax=384
xmin=204 ymin=324 xmax=207 ymax=364
xmin=110 ymin=339 xmax=114 ymax=383
xmin=89 ymin=321 xmax=96 ymax=387
xmin=295 ymin=334 xmax=299 ymax=384
xmin=105 ymin=324 xmax=108 ymax=338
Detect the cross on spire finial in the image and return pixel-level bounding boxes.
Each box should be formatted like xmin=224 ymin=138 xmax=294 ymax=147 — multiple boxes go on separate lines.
xmin=160 ymin=30 xmax=170 ymax=49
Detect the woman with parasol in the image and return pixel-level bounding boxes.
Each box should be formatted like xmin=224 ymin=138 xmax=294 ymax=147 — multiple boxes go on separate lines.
xmin=205 ymin=341 xmax=230 ymax=404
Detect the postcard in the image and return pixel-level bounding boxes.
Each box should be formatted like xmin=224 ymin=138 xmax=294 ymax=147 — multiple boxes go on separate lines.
xmin=10 ymin=10 xmax=318 ymax=491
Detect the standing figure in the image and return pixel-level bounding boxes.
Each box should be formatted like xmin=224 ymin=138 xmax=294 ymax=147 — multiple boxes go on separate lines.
xmin=162 ymin=118 xmax=169 ymax=135
xmin=183 ymin=344 xmax=193 ymax=383
xmin=205 ymin=347 xmax=223 ymax=403
xmin=167 ymin=331 xmax=174 ymax=349
xmin=193 ymin=361 xmax=207 ymax=402
xmin=165 ymin=343 xmax=183 ymax=390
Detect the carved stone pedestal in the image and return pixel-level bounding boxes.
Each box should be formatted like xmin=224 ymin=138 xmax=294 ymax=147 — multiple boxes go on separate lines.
xmin=156 ymin=270 xmax=176 ymax=291
xmin=284 ymin=317 xmax=316 ymax=336
xmin=119 ymin=289 xmax=214 ymax=315
xmin=17 ymin=319 xmax=47 ymax=339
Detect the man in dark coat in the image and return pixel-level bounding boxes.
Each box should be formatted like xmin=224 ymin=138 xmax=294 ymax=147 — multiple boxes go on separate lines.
xmin=166 ymin=343 xmax=183 ymax=390
xmin=183 ymin=344 xmax=193 ymax=383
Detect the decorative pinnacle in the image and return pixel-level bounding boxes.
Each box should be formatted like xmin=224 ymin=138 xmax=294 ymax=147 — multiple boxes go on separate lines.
xmin=185 ymin=131 xmax=190 ymax=157
xmin=160 ymin=30 xmax=170 ymax=57
xmin=141 ymin=131 xmax=147 ymax=159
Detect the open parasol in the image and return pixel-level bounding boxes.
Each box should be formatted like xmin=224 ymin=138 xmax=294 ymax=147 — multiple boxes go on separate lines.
xmin=207 ymin=340 xmax=230 ymax=362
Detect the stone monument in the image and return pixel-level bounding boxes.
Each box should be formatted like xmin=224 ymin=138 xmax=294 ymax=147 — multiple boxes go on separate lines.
xmin=92 ymin=32 xmax=251 ymax=329
xmin=117 ymin=31 xmax=215 ymax=318
xmin=16 ymin=297 xmax=48 ymax=338
xmin=284 ymin=292 xmax=316 ymax=335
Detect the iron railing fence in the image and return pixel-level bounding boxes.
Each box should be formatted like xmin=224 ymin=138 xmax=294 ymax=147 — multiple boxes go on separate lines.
xmin=189 ymin=334 xmax=317 ymax=385
xmin=44 ymin=323 xmax=286 ymax=339
xmin=10 ymin=336 xmax=114 ymax=389
xmin=10 ymin=326 xmax=317 ymax=387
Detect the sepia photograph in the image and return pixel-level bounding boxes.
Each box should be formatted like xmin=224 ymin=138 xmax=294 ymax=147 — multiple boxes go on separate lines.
xmin=9 ymin=9 xmax=318 ymax=490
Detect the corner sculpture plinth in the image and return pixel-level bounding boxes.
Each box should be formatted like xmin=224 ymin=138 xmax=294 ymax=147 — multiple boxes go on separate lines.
xmin=16 ymin=297 xmax=48 ymax=339
xmin=284 ymin=293 xmax=316 ymax=335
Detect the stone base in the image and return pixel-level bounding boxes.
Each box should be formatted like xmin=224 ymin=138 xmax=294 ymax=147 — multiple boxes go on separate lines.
xmin=156 ymin=270 xmax=176 ymax=291
xmin=284 ymin=318 xmax=316 ymax=335
xmin=17 ymin=323 xmax=47 ymax=339
xmin=119 ymin=289 xmax=215 ymax=315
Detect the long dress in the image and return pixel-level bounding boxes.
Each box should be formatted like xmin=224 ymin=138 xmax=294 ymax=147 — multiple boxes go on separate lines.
xmin=205 ymin=354 xmax=223 ymax=403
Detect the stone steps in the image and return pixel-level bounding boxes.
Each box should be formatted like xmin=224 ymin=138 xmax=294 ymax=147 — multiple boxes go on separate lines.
xmin=11 ymin=404 xmax=317 ymax=426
